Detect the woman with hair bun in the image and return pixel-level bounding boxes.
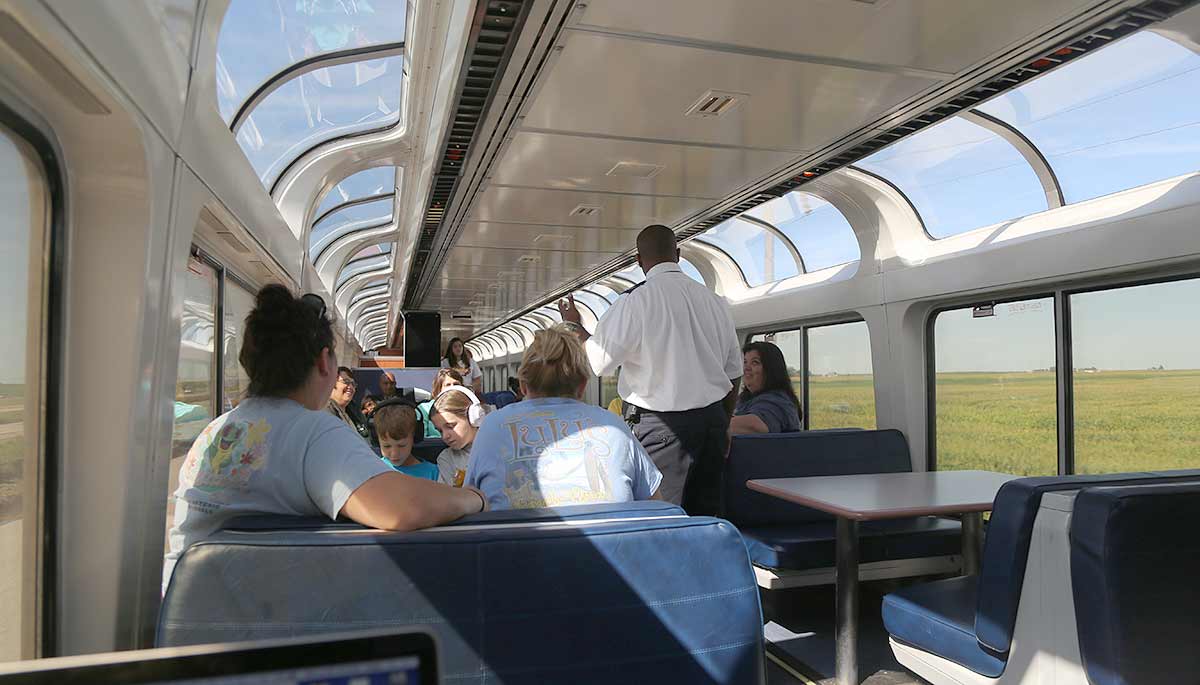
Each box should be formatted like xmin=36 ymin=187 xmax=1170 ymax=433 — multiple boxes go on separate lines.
xmin=163 ymin=284 xmax=486 ymax=591
xmin=465 ymin=324 xmax=662 ymax=511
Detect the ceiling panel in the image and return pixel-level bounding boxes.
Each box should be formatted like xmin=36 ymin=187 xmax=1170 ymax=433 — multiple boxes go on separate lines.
xmin=455 ymin=221 xmax=640 ymax=252
xmin=444 ymin=246 xmax=622 ymax=273
xmin=576 ymin=0 xmax=1095 ymax=75
xmin=470 ymin=185 xmax=713 ymax=228
xmin=490 ymin=131 xmax=796 ymax=197
xmin=521 ymin=31 xmax=939 ymax=152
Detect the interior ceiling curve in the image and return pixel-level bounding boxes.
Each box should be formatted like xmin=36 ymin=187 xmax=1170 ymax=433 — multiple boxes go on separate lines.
xmin=405 ymin=0 xmax=1196 ymax=344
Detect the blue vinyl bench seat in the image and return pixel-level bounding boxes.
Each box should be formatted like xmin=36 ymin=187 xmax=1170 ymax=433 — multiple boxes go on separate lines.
xmin=883 ymin=469 xmax=1200 ymax=680
xmin=160 ymin=502 xmax=763 ymax=684
xmin=1071 ymin=482 xmax=1200 ymax=685
xmin=742 ymin=517 xmax=962 ymax=570
xmin=883 ymin=576 xmax=1005 ymax=678
xmin=724 ymin=430 xmax=962 ymax=582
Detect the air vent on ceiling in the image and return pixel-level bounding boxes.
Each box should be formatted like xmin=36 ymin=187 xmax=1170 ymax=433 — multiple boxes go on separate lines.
xmin=685 ymin=89 xmax=747 ymax=118
xmin=606 ymin=161 xmax=664 ymax=178
xmin=517 ymin=254 xmax=541 ymax=264
xmin=533 ymin=233 xmax=572 ymax=244
xmin=570 ymin=204 xmax=602 ymax=217
xmin=248 ymin=260 xmax=275 ymax=281
xmin=452 ymin=312 xmax=473 ymax=319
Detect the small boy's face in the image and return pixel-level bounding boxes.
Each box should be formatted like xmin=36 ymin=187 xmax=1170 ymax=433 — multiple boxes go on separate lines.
xmin=362 ymin=398 xmax=377 ymax=414
xmin=379 ymin=433 xmax=414 ymax=465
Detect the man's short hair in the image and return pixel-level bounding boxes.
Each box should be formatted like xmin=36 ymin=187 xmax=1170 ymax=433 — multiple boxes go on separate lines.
xmin=636 ymin=224 xmax=678 ymax=262
xmin=374 ymin=403 xmax=418 ymax=441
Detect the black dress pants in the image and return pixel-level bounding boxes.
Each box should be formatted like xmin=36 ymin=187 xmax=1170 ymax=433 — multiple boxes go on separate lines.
xmin=627 ymin=400 xmax=729 ymax=516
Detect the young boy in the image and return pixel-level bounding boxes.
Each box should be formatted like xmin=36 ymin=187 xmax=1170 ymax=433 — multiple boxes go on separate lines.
xmin=373 ymin=403 xmax=439 ymax=481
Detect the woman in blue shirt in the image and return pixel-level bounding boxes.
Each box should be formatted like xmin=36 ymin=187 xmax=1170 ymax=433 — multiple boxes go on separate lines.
xmin=466 ymin=324 xmax=662 ymax=510
xmin=730 ymin=341 xmax=802 ymax=434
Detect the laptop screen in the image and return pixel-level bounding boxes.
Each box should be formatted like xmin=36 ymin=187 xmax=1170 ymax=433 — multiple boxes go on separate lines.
xmin=0 ymin=630 xmax=436 ymax=685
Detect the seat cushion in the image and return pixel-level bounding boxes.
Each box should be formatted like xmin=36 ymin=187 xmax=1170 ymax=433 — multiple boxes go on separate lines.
xmin=1071 ymin=482 xmax=1200 ymax=685
xmin=883 ymin=576 xmax=1006 ymax=678
xmin=976 ymin=469 xmax=1200 ymax=654
xmin=724 ymin=429 xmax=913 ymax=527
xmin=740 ymin=516 xmax=961 ymax=570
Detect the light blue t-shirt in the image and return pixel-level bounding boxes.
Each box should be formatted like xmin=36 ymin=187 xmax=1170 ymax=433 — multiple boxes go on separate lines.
xmin=388 ymin=458 xmax=440 ymax=481
xmin=163 ymin=397 xmax=392 ymax=591
xmin=465 ymin=397 xmax=663 ymax=510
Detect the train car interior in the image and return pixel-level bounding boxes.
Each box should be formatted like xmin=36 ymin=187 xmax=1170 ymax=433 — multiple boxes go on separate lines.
xmin=0 ymin=0 xmax=1198 ymax=683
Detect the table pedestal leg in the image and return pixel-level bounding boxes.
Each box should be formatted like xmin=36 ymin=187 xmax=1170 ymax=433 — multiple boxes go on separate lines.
xmin=962 ymin=512 xmax=984 ymax=576
xmin=836 ymin=517 xmax=860 ymax=685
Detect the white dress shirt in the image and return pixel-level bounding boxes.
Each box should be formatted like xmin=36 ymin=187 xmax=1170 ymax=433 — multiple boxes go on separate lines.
xmin=585 ymin=262 xmax=742 ymax=412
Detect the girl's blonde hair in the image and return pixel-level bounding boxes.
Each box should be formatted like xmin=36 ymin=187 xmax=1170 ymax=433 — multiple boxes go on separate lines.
xmin=518 ymin=324 xmax=590 ymax=398
xmin=432 ymin=385 xmax=476 ymax=418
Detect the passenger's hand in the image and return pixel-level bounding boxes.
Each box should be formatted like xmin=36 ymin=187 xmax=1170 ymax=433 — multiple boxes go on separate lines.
xmin=557 ymin=295 xmax=583 ymax=325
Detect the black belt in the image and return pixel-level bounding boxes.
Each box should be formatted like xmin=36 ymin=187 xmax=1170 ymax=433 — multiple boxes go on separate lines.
xmin=623 ymin=398 xmax=724 ymax=424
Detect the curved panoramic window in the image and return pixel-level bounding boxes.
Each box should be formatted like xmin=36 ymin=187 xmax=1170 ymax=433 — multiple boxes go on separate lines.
xmin=856 ymin=116 xmax=1048 ymax=239
xmin=978 ymin=31 xmax=1200 ymax=205
xmin=697 ymin=217 xmax=800 ymax=287
xmin=742 ymin=191 xmax=860 ymax=271
xmin=216 ymin=0 xmax=406 ymax=123
xmin=585 ymin=284 xmax=621 ymax=303
xmin=336 ymin=253 xmax=390 ymax=290
xmin=572 ymin=290 xmax=611 ymax=318
xmin=234 ymin=55 xmax=404 ymax=189
xmin=309 ymin=196 xmax=393 ymax=259
xmin=315 ymin=166 xmax=396 ymax=219
xmin=613 ymin=258 xmax=707 ymax=286
xmin=348 ymin=242 xmax=392 ymax=262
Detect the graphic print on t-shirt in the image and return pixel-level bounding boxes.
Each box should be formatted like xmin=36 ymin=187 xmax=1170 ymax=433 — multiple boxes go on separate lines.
xmin=179 ymin=416 xmax=271 ymax=500
xmin=501 ymin=409 xmax=614 ymax=507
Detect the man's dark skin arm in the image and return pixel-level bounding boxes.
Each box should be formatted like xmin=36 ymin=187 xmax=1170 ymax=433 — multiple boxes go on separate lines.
xmin=723 ymin=377 xmax=741 ymax=418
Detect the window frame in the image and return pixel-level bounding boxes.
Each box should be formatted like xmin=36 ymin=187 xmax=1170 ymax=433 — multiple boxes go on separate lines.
xmin=0 ymin=105 xmax=65 ymax=661
xmin=744 ymin=313 xmax=871 ymax=431
xmin=924 ymin=268 xmax=1200 ymax=474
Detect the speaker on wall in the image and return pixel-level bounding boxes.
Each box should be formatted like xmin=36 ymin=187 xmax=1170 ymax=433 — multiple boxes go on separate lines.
xmin=403 ymin=311 xmax=441 ymax=367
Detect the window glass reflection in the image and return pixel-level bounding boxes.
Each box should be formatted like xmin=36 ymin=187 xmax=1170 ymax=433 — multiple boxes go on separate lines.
xmin=744 ymin=191 xmax=860 ymax=271
xmin=698 ymin=218 xmax=799 ymax=287
xmin=1071 ymin=279 xmax=1200 ymax=473
xmin=934 ymin=298 xmax=1057 ymax=475
xmin=857 ymin=117 xmax=1048 ymax=239
xmin=216 ymin=0 xmax=407 ymax=123
xmin=980 ymin=31 xmax=1200 ymax=205
xmin=222 ymin=280 xmax=255 ymax=412
xmin=167 ymin=260 xmax=218 ymax=550
xmin=315 ymin=166 xmax=396 ymax=219
xmin=0 ymin=126 xmax=45 ymax=663
xmin=807 ymin=322 xmax=876 ymax=429
xmin=235 ymin=56 xmax=404 ymax=189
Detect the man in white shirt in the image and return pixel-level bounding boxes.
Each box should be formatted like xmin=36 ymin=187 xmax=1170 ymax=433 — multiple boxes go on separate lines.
xmin=558 ymin=225 xmax=742 ymax=514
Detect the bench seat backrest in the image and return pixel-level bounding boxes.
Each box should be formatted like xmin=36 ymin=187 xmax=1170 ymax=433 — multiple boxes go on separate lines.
xmin=160 ymin=503 xmax=763 ymax=685
xmin=723 ymin=429 xmax=912 ymax=527
xmin=975 ymin=469 xmax=1200 ymax=655
xmin=1071 ymin=481 xmax=1200 ymax=685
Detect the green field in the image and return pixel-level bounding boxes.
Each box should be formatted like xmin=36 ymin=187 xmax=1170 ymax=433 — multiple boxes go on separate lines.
xmin=807 ymin=370 xmax=1200 ymax=476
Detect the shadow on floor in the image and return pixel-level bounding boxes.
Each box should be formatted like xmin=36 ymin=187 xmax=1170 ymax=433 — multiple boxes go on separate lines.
xmin=761 ymin=582 xmax=927 ymax=685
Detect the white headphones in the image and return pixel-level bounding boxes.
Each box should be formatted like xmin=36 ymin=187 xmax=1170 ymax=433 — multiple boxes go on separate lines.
xmin=434 ymin=385 xmax=486 ymax=427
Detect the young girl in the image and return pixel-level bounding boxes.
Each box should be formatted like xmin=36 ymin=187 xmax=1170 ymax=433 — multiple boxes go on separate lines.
xmin=440 ymin=337 xmax=483 ymax=393
xmin=429 ymin=386 xmax=487 ymax=487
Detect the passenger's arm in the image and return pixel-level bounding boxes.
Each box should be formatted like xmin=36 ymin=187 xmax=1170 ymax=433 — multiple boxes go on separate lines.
xmin=340 ymin=472 xmax=485 ymax=531
xmin=729 ymin=413 xmax=769 ymax=435
xmin=722 ymin=378 xmax=741 ymax=418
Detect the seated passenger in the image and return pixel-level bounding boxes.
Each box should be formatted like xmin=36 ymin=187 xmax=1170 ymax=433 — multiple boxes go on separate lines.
xmin=361 ymin=394 xmax=380 ymax=416
xmin=163 ymin=285 xmax=485 ymax=591
xmin=326 ymin=366 xmax=357 ymax=429
xmin=378 ymin=371 xmax=402 ymax=401
xmin=507 ymin=376 xmax=524 ymax=402
xmin=417 ymin=368 xmax=464 ymax=439
xmin=429 ymin=386 xmax=488 ymax=486
xmin=374 ymin=401 xmax=439 ymax=481
xmin=356 ymin=394 xmax=381 ymax=441
xmin=730 ymin=341 xmax=802 ymax=435
xmin=466 ymin=324 xmax=662 ymax=510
